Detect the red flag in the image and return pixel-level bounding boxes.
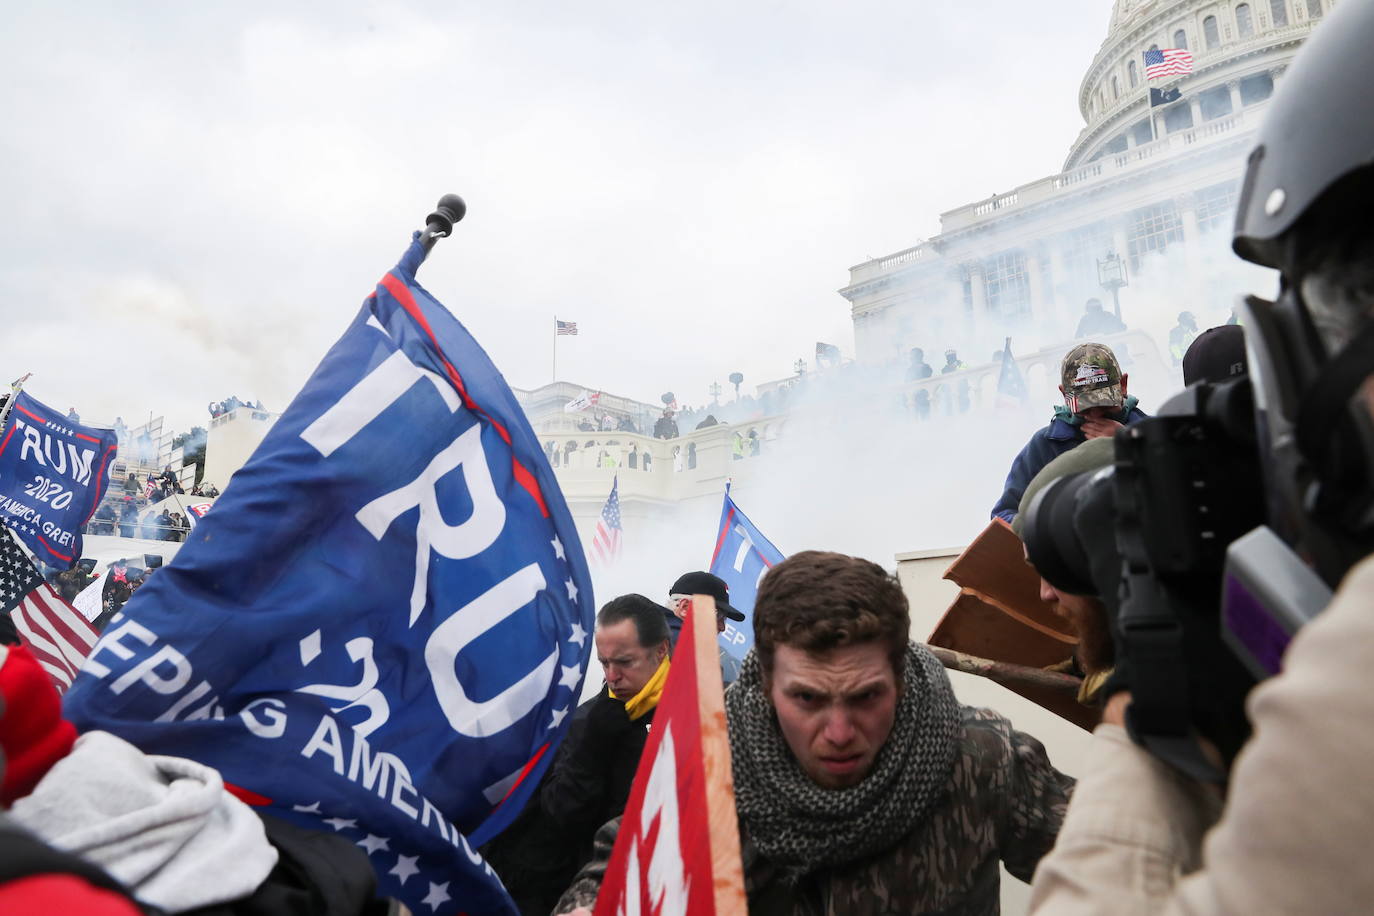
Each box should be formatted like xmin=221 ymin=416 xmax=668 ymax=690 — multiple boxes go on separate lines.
xmin=0 ymin=529 xmax=99 ymax=694
xmin=593 ymin=594 xmax=746 ymax=916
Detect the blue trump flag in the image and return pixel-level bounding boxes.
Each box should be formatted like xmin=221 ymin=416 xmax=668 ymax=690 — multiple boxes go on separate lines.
xmin=0 ymin=391 xmax=118 ymax=568
xmin=707 ymin=483 xmax=784 ymax=658
xmin=64 ymin=234 xmax=596 ymax=916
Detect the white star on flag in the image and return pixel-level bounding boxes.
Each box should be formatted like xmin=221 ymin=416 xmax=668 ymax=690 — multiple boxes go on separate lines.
xmin=422 ymin=881 xmax=451 ymax=912
xmin=291 ymin=801 xmax=322 ymax=814
xmin=551 ymin=535 xmax=565 ymax=560
xmin=558 ymin=663 xmax=581 ymax=690
xmin=565 ymin=577 xmax=578 ymax=602
xmin=549 ymin=706 xmax=569 ymax=729
xmin=568 ymin=622 xmax=587 ymax=647
xmin=389 ymin=854 xmax=421 ymax=885
xmin=322 ymin=817 xmax=357 ymax=832
xmin=357 ymin=834 xmax=390 ymax=855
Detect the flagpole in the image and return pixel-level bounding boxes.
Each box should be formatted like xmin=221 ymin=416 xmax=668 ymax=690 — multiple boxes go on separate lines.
xmin=421 ymin=194 xmax=466 ymax=255
xmin=0 ymin=373 xmax=32 ymax=435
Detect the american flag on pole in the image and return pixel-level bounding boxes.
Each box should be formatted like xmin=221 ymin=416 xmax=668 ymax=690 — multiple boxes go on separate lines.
xmin=591 ymin=476 xmax=623 ymax=564
xmin=1143 ymin=48 xmax=1193 ymax=80
xmin=144 ymin=476 xmax=157 ymax=499
xmin=0 ymin=529 xmax=98 ymax=694
xmin=556 ymin=319 xmax=579 ymax=336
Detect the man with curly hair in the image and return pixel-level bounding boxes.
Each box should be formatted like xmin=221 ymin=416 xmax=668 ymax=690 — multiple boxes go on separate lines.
xmin=555 ymin=551 xmax=1073 ymax=915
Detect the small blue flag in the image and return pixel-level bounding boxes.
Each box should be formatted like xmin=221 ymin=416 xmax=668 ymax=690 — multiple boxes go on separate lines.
xmin=708 ymin=484 xmax=784 ymax=658
xmin=63 ymin=233 xmax=596 ymax=916
xmin=0 ymin=391 xmax=118 ymax=568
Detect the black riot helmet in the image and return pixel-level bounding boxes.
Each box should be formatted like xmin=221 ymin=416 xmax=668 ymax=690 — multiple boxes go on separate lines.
xmin=1232 ymin=0 xmax=1374 ymax=586
xmin=1233 ymin=2 xmax=1374 ymax=269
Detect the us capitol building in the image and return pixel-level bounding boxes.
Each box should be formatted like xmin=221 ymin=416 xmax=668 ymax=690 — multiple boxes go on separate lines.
xmin=185 ymin=1 xmax=1329 ymax=572
xmin=841 ymin=0 xmax=1327 ymax=382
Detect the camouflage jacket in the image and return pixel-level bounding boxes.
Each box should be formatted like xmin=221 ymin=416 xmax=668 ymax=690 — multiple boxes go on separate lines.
xmin=554 ymin=707 xmax=1074 ymax=916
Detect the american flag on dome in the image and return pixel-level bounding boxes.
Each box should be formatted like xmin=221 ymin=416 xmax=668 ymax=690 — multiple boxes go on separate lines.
xmin=556 ymin=319 xmax=579 ymax=336
xmin=591 ymin=476 xmax=623 ymax=565
xmin=1144 ymin=48 xmax=1193 ymax=80
xmin=0 ymin=528 xmax=98 ymax=694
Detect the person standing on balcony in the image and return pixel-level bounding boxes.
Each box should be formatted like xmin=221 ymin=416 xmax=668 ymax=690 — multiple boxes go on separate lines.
xmin=1074 ymin=297 xmax=1127 ymax=337
xmin=938 ymin=349 xmax=970 ymax=414
xmin=1168 ymin=310 xmax=1200 ymax=366
xmin=652 ymin=409 xmax=678 ymax=439
xmin=991 ymin=342 xmax=1148 ymax=524
xmin=906 ymin=348 xmax=935 ymax=419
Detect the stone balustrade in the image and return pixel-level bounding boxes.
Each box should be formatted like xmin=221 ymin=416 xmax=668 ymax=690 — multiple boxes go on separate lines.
xmin=939 ymin=107 xmax=1259 ymax=233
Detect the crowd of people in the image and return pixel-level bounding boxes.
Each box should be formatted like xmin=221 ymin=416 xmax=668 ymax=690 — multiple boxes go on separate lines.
xmin=3 ymin=12 xmax=1373 ymax=914
xmin=84 ymin=467 xmax=217 ymax=541
xmin=207 ymin=395 xmax=264 ymax=418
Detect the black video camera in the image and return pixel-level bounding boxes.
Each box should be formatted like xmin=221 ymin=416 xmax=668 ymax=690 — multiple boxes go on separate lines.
xmin=1020 ymin=375 xmax=1331 ymax=782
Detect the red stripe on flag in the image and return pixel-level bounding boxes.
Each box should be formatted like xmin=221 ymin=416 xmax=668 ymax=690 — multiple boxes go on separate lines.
xmin=379 ymin=272 xmax=551 ymax=519
xmin=496 ymin=743 xmax=551 ymax=807
xmin=0 ymin=423 xmax=15 ymax=459
xmin=12 ymin=585 xmax=98 ymax=694
xmin=13 ymin=404 xmax=45 ymax=424
xmin=36 ymin=535 xmax=73 ymax=564
xmin=709 ymin=508 xmax=736 ymax=567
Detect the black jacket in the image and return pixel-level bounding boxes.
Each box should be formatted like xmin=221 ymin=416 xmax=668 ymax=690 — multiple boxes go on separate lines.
xmin=482 ymin=690 xmax=651 ymax=916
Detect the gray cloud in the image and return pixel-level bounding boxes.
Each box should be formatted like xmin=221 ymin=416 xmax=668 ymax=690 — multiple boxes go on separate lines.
xmin=0 ymin=1 xmax=1112 ymax=436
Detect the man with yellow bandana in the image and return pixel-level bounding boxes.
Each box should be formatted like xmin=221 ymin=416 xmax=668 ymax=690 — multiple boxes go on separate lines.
xmin=481 ymin=594 xmax=670 ymax=916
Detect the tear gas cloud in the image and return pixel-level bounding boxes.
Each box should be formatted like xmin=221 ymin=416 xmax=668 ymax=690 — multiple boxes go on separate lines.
xmin=583 ymin=206 xmax=1277 ymax=617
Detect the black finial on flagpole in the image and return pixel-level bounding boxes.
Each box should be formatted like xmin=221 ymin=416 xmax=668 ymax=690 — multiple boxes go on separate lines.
xmin=422 ymin=194 xmax=467 ymax=253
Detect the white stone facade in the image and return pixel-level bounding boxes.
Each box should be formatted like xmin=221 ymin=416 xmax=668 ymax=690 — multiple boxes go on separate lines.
xmin=840 ymin=0 xmax=1327 ymax=374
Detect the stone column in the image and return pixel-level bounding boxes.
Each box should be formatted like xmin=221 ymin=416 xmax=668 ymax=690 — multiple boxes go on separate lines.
xmin=1227 ymin=79 xmax=1242 ymax=113
xmin=1025 ymin=247 xmax=1048 ymax=323
xmin=1189 ymin=95 xmax=1204 ymax=127
xmin=965 ymin=262 xmax=987 ymax=341
xmin=1112 ymin=224 xmax=1131 ymax=267
xmin=1050 ymin=244 xmax=1072 ymax=333
xmin=1176 ymin=192 xmax=1205 ymax=282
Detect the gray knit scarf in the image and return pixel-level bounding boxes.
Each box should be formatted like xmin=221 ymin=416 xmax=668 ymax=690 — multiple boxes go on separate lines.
xmin=725 ymin=642 xmax=961 ymax=881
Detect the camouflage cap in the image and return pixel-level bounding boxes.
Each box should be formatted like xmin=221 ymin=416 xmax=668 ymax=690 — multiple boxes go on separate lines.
xmin=1060 ymin=342 xmax=1122 ymax=412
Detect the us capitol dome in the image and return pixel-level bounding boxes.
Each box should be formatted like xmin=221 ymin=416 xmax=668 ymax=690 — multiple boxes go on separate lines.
xmin=839 ymin=0 xmax=1329 ymax=385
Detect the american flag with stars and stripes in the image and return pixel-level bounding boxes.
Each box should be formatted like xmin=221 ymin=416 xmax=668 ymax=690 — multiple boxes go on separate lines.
xmin=0 ymin=528 xmax=98 ymax=694
xmin=555 ymin=319 xmax=579 ymax=336
xmin=1143 ymin=48 xmax=1193 ymax=80
xmin=591 ymin=476 xmax=623 ymax=564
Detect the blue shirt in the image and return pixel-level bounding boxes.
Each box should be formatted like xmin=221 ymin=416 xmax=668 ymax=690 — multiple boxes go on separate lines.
xmin=991 ymin=407 xmax=1149 ymax=524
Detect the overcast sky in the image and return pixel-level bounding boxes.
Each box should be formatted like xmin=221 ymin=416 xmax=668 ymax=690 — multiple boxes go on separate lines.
xmin=1 ymin=1 xmax=1114 ymax=436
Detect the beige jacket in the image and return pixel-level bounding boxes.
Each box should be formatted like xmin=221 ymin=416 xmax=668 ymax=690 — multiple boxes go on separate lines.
xmin=1029 ymin=553 xmax=1374 ymax=915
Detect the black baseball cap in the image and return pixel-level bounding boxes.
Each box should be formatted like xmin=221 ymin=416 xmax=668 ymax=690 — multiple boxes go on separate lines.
xmin=1182 ymin=325 xmax=1248 ymax=386
xmin=669 ymin=571 xmax=745 ymax=621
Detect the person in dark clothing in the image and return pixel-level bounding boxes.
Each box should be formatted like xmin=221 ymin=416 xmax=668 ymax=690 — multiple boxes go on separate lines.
xmin=1074 ymin=297 xmax=1127 ymax=338
xmin=91 ymin=503 xmax=117 ymax=536
xmin=991 ymin=341 xmax=1148 ymax=524
xmin=652 ymin=410 xmax=679 ymax=440
xmin=482 ymin=595 xmax=670 ymax=916
xmin=694 ymin=414 xmax=719 ymax=430
xmin=155 ymin=510 xmax=174 ymax=541
xmin=118 ymin=503 xmax=137 ymax=539
xmin=122 ymin=473 xmax=139 ymax=495
xmin=664 ymin=570 xmax=745 ymax=685
xmin=905 ymin=348 xmax=934 ymax=382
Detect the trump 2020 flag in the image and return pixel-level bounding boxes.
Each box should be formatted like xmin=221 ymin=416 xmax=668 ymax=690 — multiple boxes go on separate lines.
xmin=63 ymin=232 xmax=597 ymax=916
xmin=0 ymin=392 xmax=118 ymax=568
xmin=594 ymin=595 xmax=745 ymax=916
xmin=708 ymin=484 xmax=784 ymax=660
